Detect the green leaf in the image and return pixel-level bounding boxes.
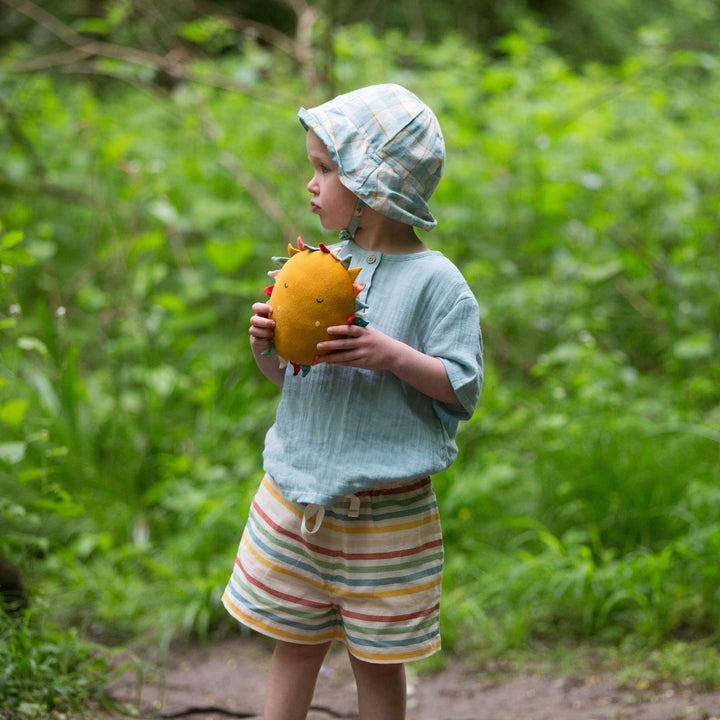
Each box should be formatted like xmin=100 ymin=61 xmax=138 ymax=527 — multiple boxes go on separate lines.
xmin=1 ymin=248 xmax=36 ymax=267
xmin=73 ymin=17 xmax=109 ymax=35
xmin=204 ymin=238 xmax=254 ymax=273
xmin=0 ymin=442 xmax=27 ymax=464
xmin=153 ymin=292 xmax=187 ymax=313
xmin=179 ymin=17 xmax=234 ymax=45
xmin=17 ymin=336 xmax=49 ymax=355
xmin=579 ymin=259 xmax=624 ymax=283
xmin=0 ymin=399 xmax=29 ymax=427
xmin=672 ymin=332 xmax=713 ymax=360
xmin=0 ymin=230 xmax=23 ymax=250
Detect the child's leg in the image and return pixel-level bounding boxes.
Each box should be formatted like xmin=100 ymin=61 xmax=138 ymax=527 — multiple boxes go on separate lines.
xmin=348 ymin=652 xmax=406 ymax=720
xmin=263 ymin=640 xmax=331 ymax=720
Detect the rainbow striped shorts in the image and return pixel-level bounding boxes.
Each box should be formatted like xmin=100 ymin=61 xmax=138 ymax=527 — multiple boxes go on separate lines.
xmin=222 ymin=474 xmax=444 ymax=664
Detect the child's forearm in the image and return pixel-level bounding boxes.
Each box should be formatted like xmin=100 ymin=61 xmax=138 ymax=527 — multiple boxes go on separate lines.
xmin=386 ymin=342 xmax=461 ymax=406
xmin=318 ymin=324 xmax=461 ymax=405
xmin=253 ymin=345 xmax=286 ymax=387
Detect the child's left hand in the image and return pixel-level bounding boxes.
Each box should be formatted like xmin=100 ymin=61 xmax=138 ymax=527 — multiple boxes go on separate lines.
xmin=317 ymin=324 xmax=398 ymax=372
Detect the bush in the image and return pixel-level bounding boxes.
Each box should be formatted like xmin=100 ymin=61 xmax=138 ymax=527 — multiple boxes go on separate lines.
xmin=1 ymin=17 xmax=718 ymax=678
xmin=0 ymin=607 xmax=120 ymax=719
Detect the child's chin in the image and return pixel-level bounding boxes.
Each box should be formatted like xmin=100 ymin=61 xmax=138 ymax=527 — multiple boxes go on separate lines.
xmin=320 ymin=221 xmax=341 ymax=232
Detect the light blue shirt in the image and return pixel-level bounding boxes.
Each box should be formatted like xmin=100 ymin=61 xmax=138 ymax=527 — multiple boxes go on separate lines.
xmin=263 ymin=240 xmax=483 ymax=505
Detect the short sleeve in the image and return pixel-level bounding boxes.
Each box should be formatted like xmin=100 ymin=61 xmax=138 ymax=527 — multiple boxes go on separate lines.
xmin=426 ymin=294 xmax=483 ymax=422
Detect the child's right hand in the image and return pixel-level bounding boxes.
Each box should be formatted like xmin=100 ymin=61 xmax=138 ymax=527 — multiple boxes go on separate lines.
xmin=249 ymin=302 xmax=275 ymax=354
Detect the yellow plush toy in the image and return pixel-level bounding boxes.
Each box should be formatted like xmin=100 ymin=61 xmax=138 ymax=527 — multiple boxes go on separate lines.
xmin=263 ymin=238 xmax=367 ymax=376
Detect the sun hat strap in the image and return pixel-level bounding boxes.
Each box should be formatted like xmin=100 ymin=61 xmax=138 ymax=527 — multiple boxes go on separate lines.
xmin=339 ymin=198 xmax=365 ymax=241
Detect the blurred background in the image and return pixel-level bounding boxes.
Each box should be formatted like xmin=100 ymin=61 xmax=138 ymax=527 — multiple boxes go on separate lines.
xmin=1 ymin=0 xmax=719 ymax=714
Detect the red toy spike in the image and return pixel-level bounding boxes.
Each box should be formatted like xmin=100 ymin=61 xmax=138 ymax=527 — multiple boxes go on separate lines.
xmin=352 ymin=283 xmax=363 ymax=296
xmin=264 ymin=285 xmax=274 ymax=297
xmin=319 ymin=242 xmax=331 ymax=253
xmin=297 ymin=237 xmax=304 ymax=250
xmin=291 ymin=362 xmax=301 ymax=376
xmin=347 ymin=314 xmax=356 ymax=325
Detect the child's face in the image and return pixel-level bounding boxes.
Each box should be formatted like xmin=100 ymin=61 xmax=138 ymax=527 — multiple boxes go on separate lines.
xmin=306 ymin=130 xmax=359 ymax=232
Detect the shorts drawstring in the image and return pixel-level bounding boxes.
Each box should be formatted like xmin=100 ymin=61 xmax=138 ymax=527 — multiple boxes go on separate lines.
xmin=301 ymin=494 xmax=361 ymax=536
xmin=301 ymin=504 xmax=325 ymax=535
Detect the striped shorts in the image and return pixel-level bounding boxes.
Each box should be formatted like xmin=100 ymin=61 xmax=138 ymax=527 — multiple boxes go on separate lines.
xmin=222 ymin=474 xmax=444 ymax=664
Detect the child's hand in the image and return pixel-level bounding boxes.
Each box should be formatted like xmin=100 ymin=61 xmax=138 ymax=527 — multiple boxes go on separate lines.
xmin=317 ymin=324 xmax=397 ymax=372
xmin=249 ymin=302 xmax=275 ymax=354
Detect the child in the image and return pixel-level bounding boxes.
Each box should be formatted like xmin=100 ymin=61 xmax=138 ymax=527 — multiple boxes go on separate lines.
xmin=223 ymin=83 xmax=483 ymax=720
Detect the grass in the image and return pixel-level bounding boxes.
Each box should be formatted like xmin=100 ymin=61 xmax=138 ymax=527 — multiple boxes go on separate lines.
xmin=416 ymin=638 xmax=720 ymax=698
xmin=0 ymin=606 xmax=132 ymax=720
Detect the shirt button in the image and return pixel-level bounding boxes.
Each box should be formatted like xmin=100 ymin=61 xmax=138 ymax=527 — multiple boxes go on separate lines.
xmin=367 ymin=255 xmax=377 ymax=264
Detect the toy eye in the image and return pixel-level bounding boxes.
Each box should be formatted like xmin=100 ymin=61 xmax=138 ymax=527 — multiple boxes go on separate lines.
xmin=316 ymin=298 xmax=324 ymax=303
xmin=284 ymin=283 xmax=288 ymax=288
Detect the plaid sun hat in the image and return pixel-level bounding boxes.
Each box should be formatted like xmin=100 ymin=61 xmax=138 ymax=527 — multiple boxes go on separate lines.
xmin=298 ymin=83 xmax=445 ymax=231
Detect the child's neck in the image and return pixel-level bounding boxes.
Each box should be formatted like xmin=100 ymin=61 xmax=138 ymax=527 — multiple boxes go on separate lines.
xmin=351 ymin=217 xmax=427 ymax=255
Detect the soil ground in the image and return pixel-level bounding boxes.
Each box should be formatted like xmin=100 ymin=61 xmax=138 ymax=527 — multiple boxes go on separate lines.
xmin=105 ymin=636 xmax=720 ymax=720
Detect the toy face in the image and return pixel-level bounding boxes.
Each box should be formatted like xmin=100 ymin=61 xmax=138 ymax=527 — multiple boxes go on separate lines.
xmin=268 ymin=243 xmax=361 ymax=368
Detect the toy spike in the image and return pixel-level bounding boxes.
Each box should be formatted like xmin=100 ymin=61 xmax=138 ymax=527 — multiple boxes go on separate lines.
xmin=348 ymin=314 xmax=369 ymax=327
xmin=290 ymin=362 xmax=312 ymax=377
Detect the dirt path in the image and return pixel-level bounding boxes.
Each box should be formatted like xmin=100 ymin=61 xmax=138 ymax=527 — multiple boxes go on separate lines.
xmin=107 ymin=636 xmax=720 ymax=720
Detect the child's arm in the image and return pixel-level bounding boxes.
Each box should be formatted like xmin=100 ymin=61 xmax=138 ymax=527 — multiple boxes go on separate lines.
xmin=318 ymin=325 xmax=461 ymax=405
xmin=249 ymin=302 xmax=285 ymax=387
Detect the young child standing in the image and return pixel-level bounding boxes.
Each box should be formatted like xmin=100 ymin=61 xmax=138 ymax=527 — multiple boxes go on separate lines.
xmin=223 ymin=83 xmax=483 ymax=720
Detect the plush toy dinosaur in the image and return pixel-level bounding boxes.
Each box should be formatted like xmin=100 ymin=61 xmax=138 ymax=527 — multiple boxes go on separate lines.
xmin=263 ymin=238 xmax=368 ymax=376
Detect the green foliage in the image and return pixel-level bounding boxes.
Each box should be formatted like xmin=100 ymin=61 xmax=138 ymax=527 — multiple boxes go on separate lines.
xmin=1 ymin=9 xmax=719 ymax=710
xmin=617 ymin=640 xmax=720 ymax=691
xmin=2 ymin=0 xmax=717 ymax=67
xmin=0 ymin=58 xmax=291 ymax=640
xmin=0 ymin=608 xmax=120 ymax=719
